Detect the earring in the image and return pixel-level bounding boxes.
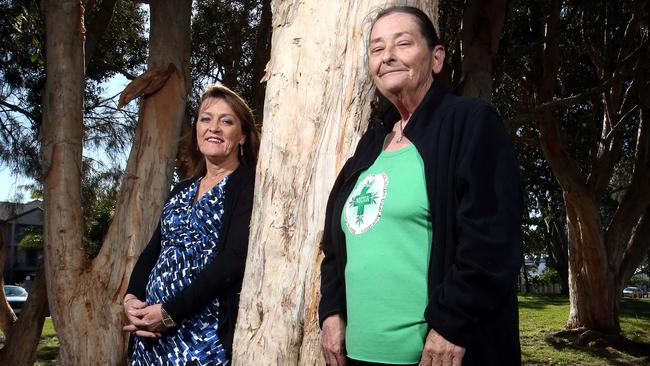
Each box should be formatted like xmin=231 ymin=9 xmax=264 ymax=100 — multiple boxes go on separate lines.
xmin=239 ymin=144 xmax=243 ymax=156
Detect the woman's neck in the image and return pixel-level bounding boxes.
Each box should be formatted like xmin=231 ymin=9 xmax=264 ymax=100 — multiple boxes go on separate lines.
xmin=389 ymin=77 xmax=433 ymax=122
xmin=203 ymin=156 xmax=239 ymax=183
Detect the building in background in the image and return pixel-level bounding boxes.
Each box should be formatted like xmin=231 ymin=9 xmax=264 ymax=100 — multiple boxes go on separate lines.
xmin=0 ymin=200 xmax=43 ymax=285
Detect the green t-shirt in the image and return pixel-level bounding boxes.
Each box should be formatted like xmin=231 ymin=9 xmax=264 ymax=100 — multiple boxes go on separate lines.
xmin=342 ymin=143 xmax=432 ymax=364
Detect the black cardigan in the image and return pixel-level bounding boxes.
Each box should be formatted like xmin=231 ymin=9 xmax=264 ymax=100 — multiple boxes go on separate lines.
xmin=126 ymin=164 xmax=255 ymax=357
xmin=319 ymin=81 xmax=523 ymax=365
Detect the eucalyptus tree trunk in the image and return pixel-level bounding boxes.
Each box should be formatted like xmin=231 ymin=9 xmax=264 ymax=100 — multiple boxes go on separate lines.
xmin=562 ymin=107 xmax=650 ymax=334
xmin=563 ymin=199 xmax=620 ymax=333
xmin=232 ymin=1 xmax=439 ymax=364
xmin=41 ymin=1 xmax=191 ymax=364
xmin=0 ymin=234 xmax=16 ymax=336
xmin=533 ymin=0 xmax=650 ymax=336
xmin=0 ymin=265 xmax=49 ymax=365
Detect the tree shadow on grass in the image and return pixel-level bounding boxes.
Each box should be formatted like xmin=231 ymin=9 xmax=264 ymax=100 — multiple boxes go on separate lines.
xmin=621 ymin=299 xmax=650 ymax=320
xmin=546 ymin=328 xmax=650 ymax=366
xmin=36 ymin=335 xmax=59 ymax=364
xmin=518 ymin=294 xmax=569 ymax=310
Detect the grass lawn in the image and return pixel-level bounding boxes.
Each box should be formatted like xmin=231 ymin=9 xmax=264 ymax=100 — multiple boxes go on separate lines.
xmin=2 ymin=297 xmax=649 ymax=365
xmin=35 ymin=317 xmax=58 ymax=365
xmin=519 ymin=294 xmax=650 ymax=365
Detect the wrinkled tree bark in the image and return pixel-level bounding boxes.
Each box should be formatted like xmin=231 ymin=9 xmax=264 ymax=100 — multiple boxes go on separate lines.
xmin=232 ymin=1 xmax=438 ymax=364
xmin=41 ymin=1 xmax=191 ymax=364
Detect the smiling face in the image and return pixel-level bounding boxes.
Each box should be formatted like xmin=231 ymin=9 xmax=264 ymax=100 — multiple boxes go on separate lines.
xmin=196 ymin=97 xmax=245 ymax=166
xmin=368 ymin=12 xmax=444 ymax=103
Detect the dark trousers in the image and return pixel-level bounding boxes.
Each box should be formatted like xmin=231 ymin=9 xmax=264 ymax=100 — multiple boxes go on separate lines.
xmin=346 ymin=357 xmax=418 ymax=366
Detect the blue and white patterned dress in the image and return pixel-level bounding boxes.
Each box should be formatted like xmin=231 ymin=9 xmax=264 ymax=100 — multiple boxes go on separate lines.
xmin=132 ymin=177 xmax=230 ymax=366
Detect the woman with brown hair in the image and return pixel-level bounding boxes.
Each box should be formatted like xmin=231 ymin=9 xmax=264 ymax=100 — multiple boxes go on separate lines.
xmin=123 ymin=84 xmax=260 ymax=365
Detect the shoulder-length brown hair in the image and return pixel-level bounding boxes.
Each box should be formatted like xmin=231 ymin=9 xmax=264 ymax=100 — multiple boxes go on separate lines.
xmin=191 ymin=84 xmax=261 ymax=176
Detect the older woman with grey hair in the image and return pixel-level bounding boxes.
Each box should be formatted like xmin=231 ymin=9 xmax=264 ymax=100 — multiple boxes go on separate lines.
xmin=319 ymin=6 xmax=523 ymax=366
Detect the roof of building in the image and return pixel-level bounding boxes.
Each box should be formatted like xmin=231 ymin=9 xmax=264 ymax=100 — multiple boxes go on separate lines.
xmin=0 ymin=200 xmax=42 ymax=222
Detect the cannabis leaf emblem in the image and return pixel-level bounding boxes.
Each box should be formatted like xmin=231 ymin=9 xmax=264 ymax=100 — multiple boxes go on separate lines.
xmin=350 ymin=179 xmax=378 ymax=225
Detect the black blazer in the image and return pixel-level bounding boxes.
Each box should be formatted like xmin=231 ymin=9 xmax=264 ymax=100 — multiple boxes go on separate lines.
xmin=127 ymin=164 xmax=255 ymax=358
xmin=319 ymin=80 xmax=523 ymax=365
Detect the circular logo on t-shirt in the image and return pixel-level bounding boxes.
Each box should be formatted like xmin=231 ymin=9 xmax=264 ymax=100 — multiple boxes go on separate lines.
xmin=344 ymin=173 xmax=388 ymax=235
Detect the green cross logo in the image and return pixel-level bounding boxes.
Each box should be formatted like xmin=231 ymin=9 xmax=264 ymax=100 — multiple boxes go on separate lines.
xmin=350 ymin=179 xmax=378 ymax=225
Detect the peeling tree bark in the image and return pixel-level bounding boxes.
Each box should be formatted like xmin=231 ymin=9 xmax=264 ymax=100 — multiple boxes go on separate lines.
xmin=232 ymin=1 xmax=438 ymax=364
xmin=41 ymin=1 xmax=191 ymax=364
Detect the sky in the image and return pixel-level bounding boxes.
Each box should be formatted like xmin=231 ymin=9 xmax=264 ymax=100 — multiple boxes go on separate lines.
xmin=0 ymin=167 xmax=31 ymax=202
xmin=0 ymin=74 xmax=131 ymax=203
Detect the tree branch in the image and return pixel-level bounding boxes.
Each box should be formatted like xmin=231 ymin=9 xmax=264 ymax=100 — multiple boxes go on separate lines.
xmin=619 ymin=204 xmax=650 ymax=285
xmin=250 ymin=0 xmax=272 ymax=120
xmin=536 ymin=0 xmax=588 ymax=199
xmin=0 ymin=116 xmax=26 ymax=149
xmin=605 ymin=109 xmax=650 ymax=259
xmin=533 ymin=78 xmax=618 ymax=112
xmin=604 ymin=105 xmax=639 ymax=143
xmin=0 ymin=100 xmax=38 ymax=122
xmin=619 ymin=39 xmax=649 ymax=67
xmin=118 ymin=68 xmax=137 ymax=81
xmin=457 ymin=0 xmax=510 ymax=100
xmin=538 ymin=0 xmax=560 ymax=101
xmin=615 ymin=0 xmax=646 ymax=64
xmin=617 ymin=79 xmax=638 ymax=118
xmin=587 ymin=106 xmax=627 ymax=204
xmin=581 ymin=10 xmax=604 ymax=77
xmin=631 ymin=108 xmax=650 ymax=184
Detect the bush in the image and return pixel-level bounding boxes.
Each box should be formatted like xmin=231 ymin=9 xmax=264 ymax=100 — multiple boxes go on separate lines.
xmin=629 ymin=273 xmax=649 ymax=287
xmin=533 ymin=268 xmax=561 ymax=286
xmin=18 ymin=232 xmax=43 ymax=251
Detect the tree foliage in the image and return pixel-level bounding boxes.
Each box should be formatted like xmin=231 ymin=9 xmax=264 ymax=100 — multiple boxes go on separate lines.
xmin=190 ymin=0 xmax=271 ymax=115
xmin=0 ymin=0 xmax=147 ymax=178
xmin=80 ymin=160 xmax=120 ymax=258
xmin=0 ymin=0 xmax=46 ymax=177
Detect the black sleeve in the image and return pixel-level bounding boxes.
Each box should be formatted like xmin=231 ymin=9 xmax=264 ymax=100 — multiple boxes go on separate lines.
xmin=318 ymin=162 xmax=349 ymax=328
xmin=426 ymin=105 xmax=524 ymax=347
xmin=126 ymin=223 xmax=162 ymax=300
xmin=162 ymin=175 xmax=254 ymax=322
